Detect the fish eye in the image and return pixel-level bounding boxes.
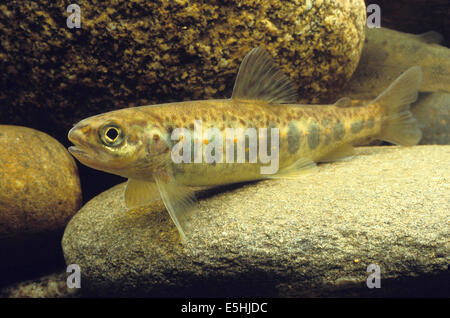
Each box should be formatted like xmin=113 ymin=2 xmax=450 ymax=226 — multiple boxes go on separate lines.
xmin=100 ymin=124 xmax=124 ymax=147
xmin=106 ymin=127 xmax=119 ymax=141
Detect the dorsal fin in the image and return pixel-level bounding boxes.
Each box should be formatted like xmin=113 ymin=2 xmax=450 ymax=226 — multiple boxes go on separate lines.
xmin=334 ymin=97 xmax=352 ymax=108
xmin=231 ymin=47 xmax=298 ymax=104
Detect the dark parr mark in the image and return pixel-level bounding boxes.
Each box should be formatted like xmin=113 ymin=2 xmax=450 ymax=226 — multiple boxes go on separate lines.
xmin=287 ymin=122 xmax=300 ymax=154
xmin=350 ymin=120 xmax=364 ymax=133
xmin=307 ymin=122 xmax=320 ymax=149
xmin=334 ymin=122 xmax=345 ymax=141
xmin=366 ymin=117 xmax=375 ymax=129
xmin=324 ymin=130 xmax=331 ymax=145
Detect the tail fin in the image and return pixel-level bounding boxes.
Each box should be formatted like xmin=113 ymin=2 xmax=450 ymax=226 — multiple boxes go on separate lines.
xmin=372 ymin=66 xmax=423 ymax=146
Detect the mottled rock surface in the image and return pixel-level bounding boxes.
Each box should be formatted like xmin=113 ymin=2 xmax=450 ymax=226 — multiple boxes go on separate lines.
xmin=0 ymin=0 xmax=366 ymax=142
xmin=0 ymin=271 xmax=79 ymax=298
xmin=0 ymin=125 xmax=82 ymax=238
xmin=62 ymin=146 xmax=449 ymax=297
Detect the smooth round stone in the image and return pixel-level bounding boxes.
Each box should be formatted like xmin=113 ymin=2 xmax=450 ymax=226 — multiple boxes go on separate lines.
xmin=62 ymin=146 xmax=449 ymax=297
xmin=0 ymin=125 xmax=82 ymax=238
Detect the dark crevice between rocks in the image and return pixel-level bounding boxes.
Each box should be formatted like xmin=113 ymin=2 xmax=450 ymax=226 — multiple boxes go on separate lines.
xmin=318 ymin=270 xmax=450 ymax=298
xmin=75 ymin=268 xmax=450 ymax=297
xmin=76 ymin=161 xmax=126 ymax=204
xmin=79 ymin=270 xmax=281 ymax=298
xmin=0 ymin=230 xmax=66 ymax=289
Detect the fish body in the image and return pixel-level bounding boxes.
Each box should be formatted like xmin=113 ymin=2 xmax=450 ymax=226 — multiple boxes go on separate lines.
xmin=84 ymin=98 xmax=381 ymax=186
xmin=68 ymin=47 xmax=422 ymax=241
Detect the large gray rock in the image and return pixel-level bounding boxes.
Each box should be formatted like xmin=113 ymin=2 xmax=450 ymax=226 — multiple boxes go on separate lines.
xmin=62 ymin=146 xmax=449 ymax=297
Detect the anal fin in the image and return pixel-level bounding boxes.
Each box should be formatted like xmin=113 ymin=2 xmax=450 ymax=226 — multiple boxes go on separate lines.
xmin=266 ymin=157 xmax=317 ymax=179
xmin=318 ymin=144 xmax=355 ymax=162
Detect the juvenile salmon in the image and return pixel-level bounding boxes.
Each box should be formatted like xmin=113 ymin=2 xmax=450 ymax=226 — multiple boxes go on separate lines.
xmin=68 ymin=47 xmax=422 ymax=241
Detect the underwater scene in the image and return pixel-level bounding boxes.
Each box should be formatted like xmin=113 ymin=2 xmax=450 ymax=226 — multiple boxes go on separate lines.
xmin=0 ymin=0 xmax=449 ymax=302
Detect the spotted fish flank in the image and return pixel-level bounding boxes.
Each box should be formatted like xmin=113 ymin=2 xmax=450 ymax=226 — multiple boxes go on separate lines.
xmin=350 ymin=120 xmax=364 ymax=133
xmin=366 ymin=117 xmax=375 ymax=128
xmin=68 ymin=47 xmax=423 ymax=241
xmin=307 ymin=123 xmax=320 ymax=149
xmin=334 ymin=122 xmax=346 ymax=141
xmin=287 ymin=122 xmax=300 ymax=154
xmin=321 ymin=120 xmax=332 ymax=145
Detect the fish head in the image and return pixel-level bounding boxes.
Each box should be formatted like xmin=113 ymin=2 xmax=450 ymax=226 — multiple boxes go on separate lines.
xmin=68 ymin=110 xmax=157 ymax=178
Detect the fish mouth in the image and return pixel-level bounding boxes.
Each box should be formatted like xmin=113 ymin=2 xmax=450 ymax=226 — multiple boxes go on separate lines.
xmin=68 ymin=126 xmax=94 ymax=160
xmin=68 ymin=146 xmax=88 ymax=157
xmin=67 ymin=145 xmax=96 ymax=164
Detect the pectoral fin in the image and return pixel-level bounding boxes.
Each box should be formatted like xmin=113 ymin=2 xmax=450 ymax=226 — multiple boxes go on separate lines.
xmin=154 ymin=172 xmax=197 ymax=242
xmin=125 ymin=179 xmax=160 ymax=208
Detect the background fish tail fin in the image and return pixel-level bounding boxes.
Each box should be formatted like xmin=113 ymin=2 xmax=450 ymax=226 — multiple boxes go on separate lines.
xmin=373 ymin=66 xmax=423 ymax=146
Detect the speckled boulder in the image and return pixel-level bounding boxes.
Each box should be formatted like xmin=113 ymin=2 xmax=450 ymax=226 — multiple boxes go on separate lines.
xmin=62 ymin=146 xmax=449 ymax=297
xmin=0 ymin=0 xmax=366 ymax=142
xmin=0 ymin=125 xmax=82 ymax=238
xmin=0 ymin=271 xmax=80 ymax=298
